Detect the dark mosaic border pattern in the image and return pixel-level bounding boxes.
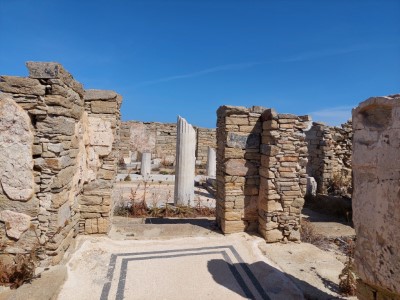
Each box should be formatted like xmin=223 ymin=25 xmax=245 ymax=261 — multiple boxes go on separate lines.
xmin=100 ymin=245 xmax=270 ymax=300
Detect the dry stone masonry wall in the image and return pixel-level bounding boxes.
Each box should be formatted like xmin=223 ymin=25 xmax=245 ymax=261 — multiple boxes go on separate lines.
xmin=306 ymin=121 xmax=352 ymax=194
xmin=258 ymin=110 xmax=310 ymax=242
xmin=0 ymin=62 xmax=121 ymax=266
xmin=196 ymin=128 xmax=217 ymax=166
xmin=216 ymin=106 xmax=264 ymax=234
xmin=80 ymin=90 xmax=122 ymax=234
xmin=216 ymin=106 xmax=310 ymax=242
xmin=352 ymin=95 xmax=400 ymax=299
xmin=119 ymin=121 xmax=216 ymax=168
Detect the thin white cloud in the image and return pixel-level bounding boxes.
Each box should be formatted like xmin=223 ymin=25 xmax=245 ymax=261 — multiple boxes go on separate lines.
xmin=132 ymin=61 xmax=263 ymax=88
xmin=132 ymin=43 xmax=388 ymax=89
xmin=309 ymin=106 xmax=354 ymax=126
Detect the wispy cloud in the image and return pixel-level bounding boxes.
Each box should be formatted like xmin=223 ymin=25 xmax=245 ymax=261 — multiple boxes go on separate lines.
xmin=132 ymin=61 xmax=263 ymax=88
xmin=132 ymin=43 xmax=387 ymax=89
xmin=309 ymin=105 xmax=354 ymax=126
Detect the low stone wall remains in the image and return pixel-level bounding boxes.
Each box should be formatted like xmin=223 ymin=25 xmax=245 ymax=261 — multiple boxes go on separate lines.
xmin=306 ymin=121 xmax=352 ymax=194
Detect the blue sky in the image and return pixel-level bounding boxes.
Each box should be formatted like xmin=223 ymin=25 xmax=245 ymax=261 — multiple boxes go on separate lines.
xmin=1 ymin=0 xmax=399 ymax=128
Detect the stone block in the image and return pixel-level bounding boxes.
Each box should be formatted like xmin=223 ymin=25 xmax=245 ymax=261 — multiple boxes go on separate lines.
xmin=262 ymin=229 xmax=283 ymax=243
xmin=91 ymin=101 xmax=117 ymax=114
xmin=221 ymin=219 xmax=247 ymax=234
xmin=0 ymin=76 xmax=45 ymax=95
xmin=0 ymin=96 xmax=35 ymax=201
xmin=0 ymin=210 xmax=31 ymax=240
xmin=227 ymin=132 xmax=260 ymax=149
xmin=84 ymin=89 xmax=118 ymax=101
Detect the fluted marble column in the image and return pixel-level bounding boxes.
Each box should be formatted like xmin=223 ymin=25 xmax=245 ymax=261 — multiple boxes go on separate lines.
xmin=174 ymin=116 xmax=196 ymax=206
xmin=206 ymin=147 xmax=216 ymax=177
xmin=141 ymin=152 xmax=151 ymax=176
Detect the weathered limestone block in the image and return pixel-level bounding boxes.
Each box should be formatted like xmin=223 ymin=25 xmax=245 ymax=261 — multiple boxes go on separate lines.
xmin=88 ymin=117 xmax=113 ymax=156
xmin=91 ymin=101 xmax=117 ymax=114
xmin=227 ymin=132 xmax=260 ymax=149
xmin=37 ymin=116 xmax=76 ymax=136
xmin=225 ymin=159 xmax=257 ymax=176
xmin=0 ymin=210 xmax=31 ymax=240
xmin=26 ymin=61 xmax=84 ymax=96
xmin=0 ymin=76 xmax=45 ymax=95
xmin=0 ymin=95 xmax=34 ymax=201
xmin=84 ymin=89 xmax=118 ymax=101
xmin=352 ymin=95 xmax=400 ymax=297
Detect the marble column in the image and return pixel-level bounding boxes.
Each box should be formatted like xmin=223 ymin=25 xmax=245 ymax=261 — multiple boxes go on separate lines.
xmin=141 ymin=152 xmax=151 ymax=176
xmin=174 ymin=116 xmax=196 ymax=206
xmin=206 ymin=147 xmax=216 ymax=177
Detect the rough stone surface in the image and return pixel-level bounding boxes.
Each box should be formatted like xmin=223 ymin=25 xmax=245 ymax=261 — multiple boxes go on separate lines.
xmin=216 ymin=106 xmax=262 ymax=234
xmin=0 ymin=62 xmax=122 ymax=267
xmin=352 ymin=94 xmax=400 ymax=297
xmin=306 ymin=121 xmax=352 ymax=194
xmin=0 ymin=76 xmax=45 ymax=95
xmin=0 ymin=210 xmax=31 ymax=240
xmin=88 ymin=117 xmax=113 ymax=156
xmin=0 ymin=95 xmax=34 ymax=201
xmin=258 ymin=112 xmax=310 ymax=242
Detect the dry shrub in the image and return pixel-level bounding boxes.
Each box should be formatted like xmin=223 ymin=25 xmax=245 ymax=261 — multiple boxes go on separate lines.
xmin=0 ymin=252 xmax=38 ymax=289
xmin=0 ymin=225 xmax=41 ymax=289
xmin=327 ymin=171 xmax=352 ymax=196
xmin=300 ymin=219 xmax=330 ymax=250
xmin=338 ymin=239 xmax=357 ymax=296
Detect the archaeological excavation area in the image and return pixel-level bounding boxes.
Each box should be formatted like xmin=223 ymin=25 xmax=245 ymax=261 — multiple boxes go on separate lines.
xmin=0 ymin=62 xmax=399 ymax=300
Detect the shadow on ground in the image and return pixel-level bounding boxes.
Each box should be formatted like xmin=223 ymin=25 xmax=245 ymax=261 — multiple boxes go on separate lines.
xmin=145 ymin=217 xmax=221 ymax=232
xmin=208 ymin=259 xmax=346 ymax=300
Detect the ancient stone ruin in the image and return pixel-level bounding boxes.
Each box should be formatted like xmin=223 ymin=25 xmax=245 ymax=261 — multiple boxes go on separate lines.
xmin=352 ymin=94 xmax=400 ymax=299
xmin=0 ymin=62 xmax=121 ymax=265
xmin=215 ymin=106 xmax=310 ymax=242
xmin=118 ymin=120 xmax=216 ymax=170
xmin=0 ymin=61 xmax=399 ymax=299
xmin=306 ymin=121 xmax=352 ymax=195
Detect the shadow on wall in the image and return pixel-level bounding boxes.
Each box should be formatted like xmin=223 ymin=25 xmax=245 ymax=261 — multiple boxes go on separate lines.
xmin=243 ymin=114 xmax=264 ymax=231
xmin=305 ymin=123 xmax=327 ymax=194
xmin=207 ymin=259 xmax=343 ymax=300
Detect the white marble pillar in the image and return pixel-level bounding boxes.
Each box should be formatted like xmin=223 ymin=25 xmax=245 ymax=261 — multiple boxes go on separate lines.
xmin=174 ymin=116 xmax=196 ymax=206
xmin=141 ymin=152 xmax=151 ymax=176
xmin=206 ymin=147 xmax=216 ymax=178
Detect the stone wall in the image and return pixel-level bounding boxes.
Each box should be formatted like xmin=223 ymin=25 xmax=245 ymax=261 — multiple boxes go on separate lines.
xmin=216 ymin=105 xmax=310 ymax=242
xmin=306 ymin=121 xmax=352 ymax=194
xmin=196 ymin=128 xmax=217 ymax=166
xmin=258 ymin=110 xmax=310 ymax=242
xmin=216 ymin=106 xmax=264 ymax=234
xmin=352 ymin=95 xmax=400 ymax=299
xmin=79 ymin=90 xmax=122 ymax=234
xmin=0 ymin=62 xmax=121 ymax=266
xmin=119 ymin=121 xmax=216 ymax=167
